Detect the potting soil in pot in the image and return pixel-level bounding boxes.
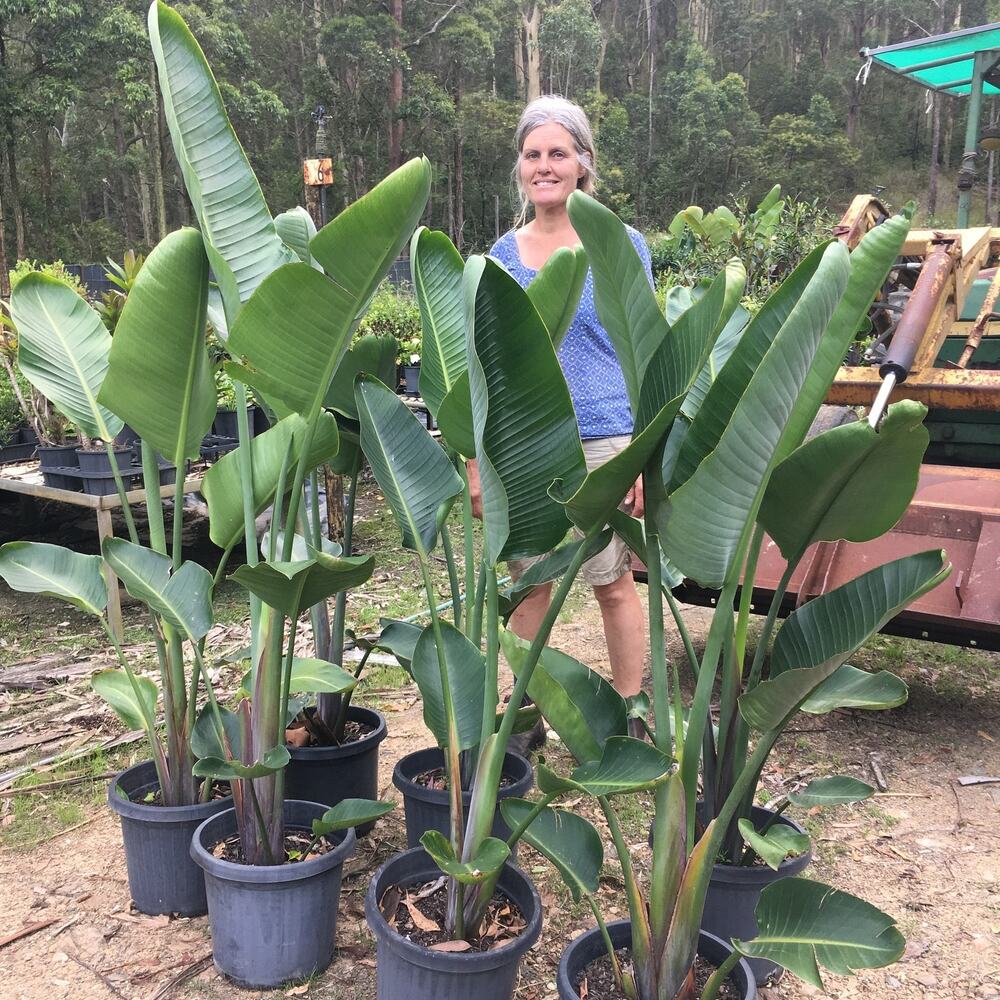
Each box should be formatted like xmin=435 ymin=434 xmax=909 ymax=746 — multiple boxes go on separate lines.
xmin=575 ymin=949 xmax=741 ymax=1000
xmin=413 ymin=767 xmax=516 ymax=791
xmin=213 ymin=829 xmax=338 ymax=865
xmin=379 ymin=878 xmax=527 ymax=952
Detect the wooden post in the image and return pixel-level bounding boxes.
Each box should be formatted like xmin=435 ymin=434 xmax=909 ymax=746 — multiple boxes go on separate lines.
xmin=96 ymin=507 xmax=123 ymax=641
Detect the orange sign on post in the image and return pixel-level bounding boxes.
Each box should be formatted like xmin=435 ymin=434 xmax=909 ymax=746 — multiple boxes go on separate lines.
xmin=303 ymin=158 xmax=334 ymax=187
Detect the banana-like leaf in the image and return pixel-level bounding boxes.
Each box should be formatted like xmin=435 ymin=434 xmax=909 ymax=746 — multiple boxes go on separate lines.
xmin=312 ymin=799 xmax=394 ymax=837
xmin=800 ymin=664 xmax=907 ymax=714
xmin=0 ymin=542 xmax=107 ymax=616
xmin=526 ymin=245 xmax=588 ymax=349
xmin=102 ymin=540 xmax=213 ymax=640
xmin=148 ymin=7 xmax=294 ymax=320
xmin=261 ymin=529 xmax=342 ymax=561
xmin=419 ymin=829 xmax=509 ymax=883
xmin=759 ymin=401 xmax=928 ymax=561
xmin=374 ymin=618 xmax=423 ymax=670
xmin=741 ymin=550 xmax=950 ymax=732
xmin=411 ymin=227 xmax=466 ymax=419
xmin=325 ymin=335 xmax=398 ymax=418
xmin=201 ymin=412 xmax=340 ymax=549
xmin=663 ymin=243 xmax=851 ymax=588
xmin=274 ymin=206 xmax=320 ymax=268
xmin=287 ymin=657 xmax=358 ymax=695
xmin=148 ymin=1 xmax=296 ymax=322
xmin=11 ymin=274 xmax=122 ymax=440
xmin=536 ymin=762 xmax=580 ymax=795
xmin=436 ymin=371 xmax=475 ymax=457
xmin=499 ymin=798 xmax=602 ymax=902
xmin=231 ymin=553 xmax=374 ymax=617
xmin=734 ymin=879 xmax=905 ymax=988
xmin=193 ymin=745 xmax=290 ymax=780
xmin=327 ymin=416 xmax=362 ymax=476
xmin=738 ymin=818 xmax=810 ymax=871
xmin=502 ymin=630 xmax=626 ymax=763
xmin=635 ymin=260 xmax=745 ymax=433
xmin=355 ymin=374 xmax=463 ymax=552
xmin=608 ymin=510 xmax=685 ymax=589
xmin=99 ymin=228 xmax=214 ymax=461
xmin=680 ymin=303 xmax=751 ymax=422
xmin=92 ymin=669 xmax=158 ymax=732
xmin=568 ymin=736 xmax=673 ymax=795
xmin=466 ymin=257 xmax=586 ymax=564
xmin=411 ymin=621 xmax=486 ymax=751
xmin=567 ymin=191 xmax=668 ymax=413
xmin=191 ymin=703 xmax=241 ymax=760
xmin=788 ymin=775 xmax=874 ymax=808
xmin=669 ymin=244 xmax=827 ymax=491
xmin=228 ymin=159 xmax=430 ymax=419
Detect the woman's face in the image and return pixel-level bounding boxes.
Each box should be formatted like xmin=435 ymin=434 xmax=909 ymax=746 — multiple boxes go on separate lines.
xmin=519 ymin=122 xmax=586 ymax=210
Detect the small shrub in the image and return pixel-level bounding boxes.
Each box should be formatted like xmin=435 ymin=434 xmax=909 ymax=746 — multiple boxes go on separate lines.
xmin=357 ymin=280 xmax=420 ymax=364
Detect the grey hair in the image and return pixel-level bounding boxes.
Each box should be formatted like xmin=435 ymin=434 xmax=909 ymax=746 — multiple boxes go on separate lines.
xmin=511 ymin=95 xmax=597 ymax=226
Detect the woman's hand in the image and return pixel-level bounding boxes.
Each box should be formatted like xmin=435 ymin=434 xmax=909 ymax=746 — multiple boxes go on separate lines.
xmin=624 ymin=476 xmax=644 ymax=519
xmin=466 ymin=459 xmax=483 ymax=519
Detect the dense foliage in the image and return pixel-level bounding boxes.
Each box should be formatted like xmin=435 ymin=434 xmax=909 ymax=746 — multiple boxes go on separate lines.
xmin=0 ymin=0 xmax=997 ymax=276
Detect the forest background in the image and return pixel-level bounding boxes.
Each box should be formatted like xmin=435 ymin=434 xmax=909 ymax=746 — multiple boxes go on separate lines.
xmin=3 ymin=0 xmax=1000 ymax=287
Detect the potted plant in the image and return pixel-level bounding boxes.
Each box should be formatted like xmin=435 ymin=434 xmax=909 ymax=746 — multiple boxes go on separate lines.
xmin=489 ymin=193 xmax=949 ymax=999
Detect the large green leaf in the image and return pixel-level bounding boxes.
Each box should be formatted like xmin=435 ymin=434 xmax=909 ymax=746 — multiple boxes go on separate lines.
xmin=663 ymin=243 xmax=851 ymax=588
xmin=526 ymin=246 xmax=588 ymax=349
xmin=608 ymin=510 xmax=685 ymax=589
xmin=800 ymin=664 xmax=908 ymax=714
xmin=201 ymin=412 xmax=341 ymax=549
xmin=99 ymin=228 xmax=214 ymax=461
xmin=436 ymin=371 xmax=475 ymax=457
xmin=759 ymin=401 xmax=928 ymax=561
xmin=193 ymin=745 xmax=290 ymax=780
xmin=410 ymin=621 xmax=486 ymax=751
xmin=0 ymin=542 xmax=107 ymax=616
xmin=231 ymin=553 xmax=374 ymax=617
xmin=466 ymin=257 xmax=586 ymax=564
xmin=228 ymin=159 xmax=430 ymax=419
xmin=568 ymin=736 xmax=673 ymax=795
xmin=355 ymin=374 xmax=463 ymax=551
xmin=741 ymin=550 xmax=950 ymax=731
xmin=411 ymin=227 xmax=466 ymax=419
xmin=499 ymin=799 xmax=602 ymax=902
xmin=312 ymin=799 xmax=394 ymax=837
xmin=680 ymin=302 xmax=751 ymax=422
xmin=738 ymin=818 xmax=810 ymax=871
xmin=102 ymin=540 xmax=214 ymax=640
xmin=788 ymin=775 xmax=874 ymax=808
xmin=191 ymin=703 xmax=241 ymax=760
xmin=325 ymin=335 xmax=398 ymax=418
xmin=287 ymin=657 xmax=358 ymax=695
xmin=567 ymin=191 xmax=668 ymax=413
xmin=420 ymin=829 xmax=509 ymax=883
xmin=10 ymin=274 xmax=122 ymax=440
xmin=148 ymin=2 xmax=296 ymax=322
xmin=502 ymin=630 xmax=626 ymax=763
xmin=91 ymin=670 xmax=158 ymax=733
xmin=274 ymin=206 xmax=320 ymax=268
xmin=734 ymin=879 xmax=906 ymax=988
xmin=374 ymin=618 xmax=423 ymax=670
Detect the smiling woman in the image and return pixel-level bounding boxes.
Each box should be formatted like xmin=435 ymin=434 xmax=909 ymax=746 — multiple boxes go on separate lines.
xmin=470 ymin=95 xmax=652 ymax=722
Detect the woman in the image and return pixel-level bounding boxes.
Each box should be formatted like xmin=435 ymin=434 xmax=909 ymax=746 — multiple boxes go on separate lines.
xmin=470 ymin=95 xmax=651 ymax=720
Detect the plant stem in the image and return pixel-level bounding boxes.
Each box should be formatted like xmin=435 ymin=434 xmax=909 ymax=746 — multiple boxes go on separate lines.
xmin=441 ymin=523 xmax=463 ymax=631
xmin=665 ymin=586 xmax=699 ymax=681
xmin=232 ymin=382 xmax=261 ymax=666
xmin=246 ymin=779 xmax=277 ymax=866
xmin=588 ymin=897 xmax=636 ymax=1000
xmin=478 ymin=567 xmax=499 ymax=759
xmin=140 ymin=440 xmax=167 ymax=555
xmin=699 ymin=948 xmax=742 ymax=1000
xmin=459 ymin=461 xmax=476 ymax=640
xmin=103 ymin=438 xmax=139 ymax=544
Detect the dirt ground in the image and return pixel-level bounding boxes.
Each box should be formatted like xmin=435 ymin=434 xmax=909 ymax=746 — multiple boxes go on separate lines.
xmin=0 ymin=596 xmax=998 ymax=1000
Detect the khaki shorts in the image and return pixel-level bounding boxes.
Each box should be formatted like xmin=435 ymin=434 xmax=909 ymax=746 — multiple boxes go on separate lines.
xmin=507 ymin=435 xmax=633 ymax=588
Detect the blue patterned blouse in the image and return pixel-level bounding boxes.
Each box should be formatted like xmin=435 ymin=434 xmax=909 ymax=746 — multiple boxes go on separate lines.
xmin=488 ymin=227 xmax=653 ymax=440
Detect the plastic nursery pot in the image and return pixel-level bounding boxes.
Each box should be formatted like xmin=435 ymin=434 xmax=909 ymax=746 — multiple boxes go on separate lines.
xmin=557 ymin=920 xmax=757 ymax=1000
xmin=191 ymin=799 xmax=357 ymax=988
xmin=285 ymin=706 xmax=388 ymax=836
xmin=392 ymin=747 xmax=533 ymax=851
xmin=75 ymin=446 xmax=135 ymax=475
xmin=402 ymin=364 xmax=421 ymax=395
xmin=701 ymin=806 xmax=811 ymax=986
xmin=37 ymin=443 xmax=81 ymax=491
xmin=212 ymin=407 xmax=252 ymax=440
xmin=365 ymin=846 xmax=542 ymax=1000
xmin=108 ymin=759 xmax=231 ymax=917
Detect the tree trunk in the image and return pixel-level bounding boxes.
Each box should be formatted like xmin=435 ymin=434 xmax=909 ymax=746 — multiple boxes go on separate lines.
xmin=453 ymin=86 xmax=464 ymax=252
xmin=524 ymin=4 xmax=541 ymax=102
xmin=928 ymin=93 xmax=942 ymax=219
xmin=135 ymin=126 xmax=153 ymax=246
xmin=4 ymin=138 xmax=25 ymax=259
xmin=40 ymin=127 xmax=52 ymax=235
xmin=389 ymin=0 xmax=404 ymax=171
xmin=112 ymin=106 xmax=134 ymax=245
xmin=0 ymin=188 xmax=9 ymax=298
xmin=150 ymin=61 xmax=169 ymax=240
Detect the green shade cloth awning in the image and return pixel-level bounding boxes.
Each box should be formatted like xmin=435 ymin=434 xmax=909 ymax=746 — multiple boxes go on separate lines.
xmin=863 ymin=23 xmax=1000 ymax=96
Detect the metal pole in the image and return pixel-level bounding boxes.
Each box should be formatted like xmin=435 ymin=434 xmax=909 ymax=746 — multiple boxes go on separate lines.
xmin=958 ymin=52 xmax=986 ymax=228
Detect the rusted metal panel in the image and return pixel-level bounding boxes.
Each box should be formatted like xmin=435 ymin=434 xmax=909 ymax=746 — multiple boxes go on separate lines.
xmin=827 ymin=366 xmax=1000 ymax=409
xmin=833 ymin=195 xmax=889 ymax=250
xmin=303 ymin=158 xmax=334 ymax=186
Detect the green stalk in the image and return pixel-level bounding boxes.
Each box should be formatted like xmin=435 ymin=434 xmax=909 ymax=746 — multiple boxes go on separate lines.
xmin=329 ymin=463 xmax=359 ymax=665
xmin=733 ymin=524 xmax=765 ymax=666
xmin=588 ymin=897 xmax=636 ymax=1000
xmin=102 ymin=437 xmax=139 ymax=543
xmin=478 ymin=568 xmax=499 ymax=758
xmin=502 ymin=791 xmax=559 ymax=848
xmin=211 ymin=539 xmax=237 ymax=593
xmin=699 ymin=948 xmax=742 ymax=1000
xmin=459 ymin=461 xmax=476 ymax=641
xmin=233 ymin=381 xmax=261 ymax=667
xmin=140 ymin=441 xmax=167 ymax=555
xmin=665 ymin=586 xmax=699 ymax=681
xmin=469 ymin=560 xmax=487 ymax=648
xmin=441 ymin=524 xmax=463 ymax=631
xmin=246 ymin=779 xmax=277 ymax=866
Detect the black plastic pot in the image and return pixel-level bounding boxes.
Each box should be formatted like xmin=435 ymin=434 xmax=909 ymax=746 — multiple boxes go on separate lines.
xmin=365 ymin=846 xmax=542 ymax=1000
xmin=285 ymin=706 xmax=387 ymax=836
xmin=213 ymin=407 xmax=251 ymax=439
xmin=392 ymin=747 xmax=533 ymax=850
xmin=557 ymin=920 xmax=756 ymax=1000
xmin=701 ymin=806 xmax=812 ymax=985
xmin=191 ymin=799 xmax=356 ymax=988
xmin=402 ymin=364 xmax=420 ymax=395
xmin=108 ymin=759 xmax=231 ymax=916
xmin=76 ymin=446 xmax=134 ymax=475
xmin=37 ymin=443 xmax=81 ymax=490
